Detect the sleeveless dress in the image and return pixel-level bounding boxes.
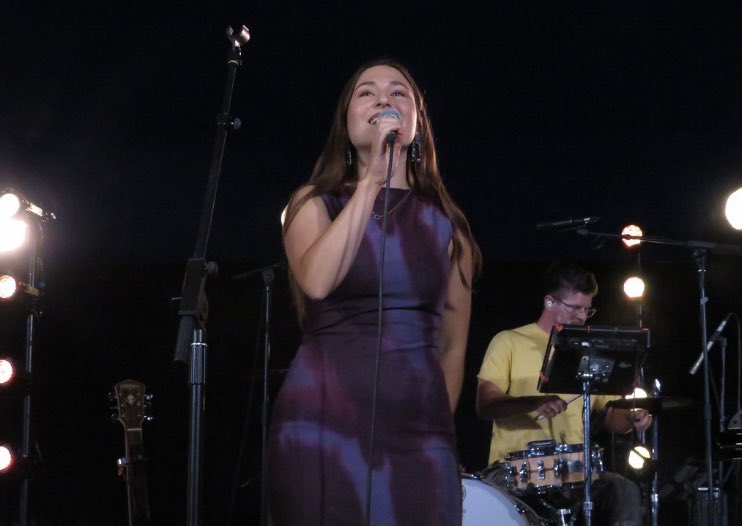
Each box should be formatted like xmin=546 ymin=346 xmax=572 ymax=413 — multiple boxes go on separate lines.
xmin=267 ymin=187 xmax=462 ymax=525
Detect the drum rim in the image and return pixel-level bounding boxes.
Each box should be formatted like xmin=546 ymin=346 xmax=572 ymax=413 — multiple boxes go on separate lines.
xmin=504 ymin=442 xmax=604 ymax=460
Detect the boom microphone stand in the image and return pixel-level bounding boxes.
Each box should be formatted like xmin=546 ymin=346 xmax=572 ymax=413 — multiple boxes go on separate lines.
xmin=172 ymin=25 xmax=250 ymax=526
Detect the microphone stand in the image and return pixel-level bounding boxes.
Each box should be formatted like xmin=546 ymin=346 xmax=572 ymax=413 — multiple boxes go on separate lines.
xmin=259 ymin=267 xmax=274 ymax=526
xmin=576 ymin=229 xmax=742 ymax=526
xmin=172 ymin=25 xmax=250 ymax=526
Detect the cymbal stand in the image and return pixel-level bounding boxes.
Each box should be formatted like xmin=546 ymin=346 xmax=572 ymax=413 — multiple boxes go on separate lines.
xmin=651 ymin=380 xmax=661 ymax=526
xmin=581 ymin=376 xmax=595 ymax=526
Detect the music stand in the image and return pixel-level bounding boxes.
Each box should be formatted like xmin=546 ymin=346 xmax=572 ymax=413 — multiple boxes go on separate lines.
xmin=538 ymin=324 xmax=649 ymax=526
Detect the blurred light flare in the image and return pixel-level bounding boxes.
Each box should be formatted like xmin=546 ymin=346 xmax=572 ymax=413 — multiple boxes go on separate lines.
xmin=626 ymin=387 xmax=648 ymax=399
xmin=725 ymin=187 xmax=742 ymax=230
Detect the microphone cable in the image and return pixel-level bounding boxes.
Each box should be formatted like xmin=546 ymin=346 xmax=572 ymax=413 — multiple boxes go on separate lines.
xmin=364 ymin=139 xmax=396 ymax=526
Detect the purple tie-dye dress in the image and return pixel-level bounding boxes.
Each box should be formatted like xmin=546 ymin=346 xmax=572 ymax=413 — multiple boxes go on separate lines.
xmin=267 ymin=187 xmax=462 ymax=525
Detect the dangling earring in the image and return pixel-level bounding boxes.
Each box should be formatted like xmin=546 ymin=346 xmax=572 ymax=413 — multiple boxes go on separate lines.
xmin=409 ymin=132 xmax=421 ymax=164
xmin=345 ymin=148 xmax=353 ymax=166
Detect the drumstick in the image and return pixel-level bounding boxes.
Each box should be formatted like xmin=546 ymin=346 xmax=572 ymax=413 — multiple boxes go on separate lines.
xmin=536 ymin=394 xmax=581 ymax=420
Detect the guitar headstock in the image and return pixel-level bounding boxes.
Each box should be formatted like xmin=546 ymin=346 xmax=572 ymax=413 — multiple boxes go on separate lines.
xmin=111 ymin=379 xmax=151 ymax=431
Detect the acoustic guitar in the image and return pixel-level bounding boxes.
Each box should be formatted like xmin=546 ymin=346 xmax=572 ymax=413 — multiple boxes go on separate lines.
xmin=112 ymin=379 xmax=151 ymax=526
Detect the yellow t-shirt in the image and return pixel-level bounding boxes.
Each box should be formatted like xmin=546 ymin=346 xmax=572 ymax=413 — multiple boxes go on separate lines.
xmin=477 ymin=323 xmax=615 ymax=464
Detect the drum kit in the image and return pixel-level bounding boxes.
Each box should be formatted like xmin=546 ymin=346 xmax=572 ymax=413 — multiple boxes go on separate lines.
xmin=461 ymin=324 xmax=696 ymax=525
xmin=462 ymin=440 xmax=605 ymax=526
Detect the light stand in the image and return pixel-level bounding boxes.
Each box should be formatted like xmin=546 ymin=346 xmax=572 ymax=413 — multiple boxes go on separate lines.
xmin=18 ymin=222 xmax=41 ymax=526
xmin=576 ymin=228 xmax=741 ymax=526
xmin=172 ymin=25 xmax=250 ymax=526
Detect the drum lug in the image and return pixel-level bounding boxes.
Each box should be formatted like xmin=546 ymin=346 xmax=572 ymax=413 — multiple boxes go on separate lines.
xmin=504 ymin=462 xmax=517 ymax=480
xmin=553 ymin=457 xmax=566 ymax=480
xmin=536 ymin=460 xmax=546 ymax=481
xmin=518 ymin=461 xmax=530 ymax=483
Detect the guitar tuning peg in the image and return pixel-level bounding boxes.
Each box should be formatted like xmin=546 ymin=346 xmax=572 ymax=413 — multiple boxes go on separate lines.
xmin=145 ymin=393 xmax=154 ymax=401
xmin=145 ymin=415 xmax=154 ymax=422
xmin=107 ymin=392 xmax=116 ymax=401
xmin=110 ymin=413 xmax=119 ymax=423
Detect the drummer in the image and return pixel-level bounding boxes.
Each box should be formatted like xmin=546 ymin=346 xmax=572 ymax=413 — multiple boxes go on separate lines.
xmin=476 ymin=261 xmax=652 ymax=525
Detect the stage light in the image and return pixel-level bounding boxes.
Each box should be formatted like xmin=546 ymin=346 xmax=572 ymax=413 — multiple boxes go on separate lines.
xmin=0 ymin=218 xmax=29 ymax=253
xmin=0 ymin=444 xmax=14 ymax=473
xmin=0 ymin=274 xmax=38 ymax=301
xmin=0 ymin=358 xmax=14 ymax=385
xmin=626 ymin=387 xmax=648 ymax=400
xmin=725 ymin=188 xmax=742 ymax=230
xmin=0 ymin=274 xmax=19 ymax=299
xmin=0 ymin=189 xmax=50 ymax=221
xmin=623 ymin=276 xmax=645 ymax=300
xmin=628 ymin=445 xmax=653 ymax=470
xmin=621 ymin=224 xmax=643 ymax=248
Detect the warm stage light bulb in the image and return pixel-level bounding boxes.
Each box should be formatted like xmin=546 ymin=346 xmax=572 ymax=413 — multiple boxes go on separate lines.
xmin=0 ymin=218 xmax=29 ymax=253
xmin=621 ymin=225 xmax=643 ymax=248
xmin=628 ymin=445 xmax=652 ymax=470
xmin=623 ymin=276 xmax=645 ymax=300
xmin=0 ymin=275 xmax=18 ymax=299
xmin=626 ymin=387 xmax=648 ymax=399
xmin=0 ymin=359 xmax=14 ymax=385
xmin=0 ymin=445 xmax=12 ymax=472
xmin=725 ymin=188 xmax=742 ymax=230
xmin=0 ymin=193 xmax=21 ymax=218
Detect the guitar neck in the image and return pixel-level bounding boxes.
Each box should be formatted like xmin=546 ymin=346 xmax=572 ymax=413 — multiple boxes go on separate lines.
xmin=123 ymin=430 xmax=150 ymax=526
xmin=113 ymin=379 xmax=151 ymax=526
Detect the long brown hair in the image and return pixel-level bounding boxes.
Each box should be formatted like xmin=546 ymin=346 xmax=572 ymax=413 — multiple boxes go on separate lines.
xmin=284 ymin=58 xmax=482 ymax=317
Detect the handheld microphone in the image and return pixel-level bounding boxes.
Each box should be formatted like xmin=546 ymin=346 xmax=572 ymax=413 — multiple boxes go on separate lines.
xmin=536 ymin=217 xmax=600 ymax=230
xmin=689 ymin=312 xmax=734 ymax=375
xmin=377 ymin=109 xmax=401 ymax=144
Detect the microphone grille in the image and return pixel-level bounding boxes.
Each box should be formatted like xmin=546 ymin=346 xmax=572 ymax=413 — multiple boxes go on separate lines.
xmin=378 ymin=109 xmax=401 ymax=120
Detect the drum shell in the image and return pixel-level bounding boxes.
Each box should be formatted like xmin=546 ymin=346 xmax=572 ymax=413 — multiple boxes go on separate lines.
xmin=502 ymin=443 xmax=604 ymax=493
xmin=461 ymin=474 xmax=542 ymax=525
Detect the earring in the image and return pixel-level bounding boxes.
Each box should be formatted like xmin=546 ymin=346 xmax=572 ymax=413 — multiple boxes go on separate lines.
xmin=409 ymin=132 xmax=421 ymax=164
xmin=345 ymin=148 xmax=353 ymax=166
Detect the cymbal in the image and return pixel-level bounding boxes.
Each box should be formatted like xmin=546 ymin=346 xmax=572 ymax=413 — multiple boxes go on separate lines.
xmin=606 ymin=396 xmax=696 ymax=413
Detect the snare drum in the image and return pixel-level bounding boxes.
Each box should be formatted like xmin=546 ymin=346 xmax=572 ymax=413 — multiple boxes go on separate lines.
xmin=461 ymin=474 xmax=542 ymax=525
xmin=503 ymin=441 xmax=604 ymax=493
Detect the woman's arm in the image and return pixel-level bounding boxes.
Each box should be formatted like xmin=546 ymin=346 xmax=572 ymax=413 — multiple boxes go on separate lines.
xmin=439 ymin=235 xmax=474 ymax=412
xmin=284 ymin=178 xmax=379 ymax=300
xmin=285 ymin=115 xmax=405 ymax=300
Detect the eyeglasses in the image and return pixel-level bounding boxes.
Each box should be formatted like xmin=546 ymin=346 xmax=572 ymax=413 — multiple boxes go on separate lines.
xmin=552 ymin=297 xmax=597 ymax=318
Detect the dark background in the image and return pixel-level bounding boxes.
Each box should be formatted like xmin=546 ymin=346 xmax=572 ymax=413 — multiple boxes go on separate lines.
xmin=2 ymin=1 xmax=742 ymax=524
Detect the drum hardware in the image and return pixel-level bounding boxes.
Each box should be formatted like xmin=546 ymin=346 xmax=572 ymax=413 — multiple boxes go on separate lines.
xmin=536 ymin=498 xmax=574 ymax=526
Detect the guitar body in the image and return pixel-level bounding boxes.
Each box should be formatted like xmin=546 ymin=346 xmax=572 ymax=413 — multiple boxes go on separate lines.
xmin=113 ymin=379 xmax=151 ymax=526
